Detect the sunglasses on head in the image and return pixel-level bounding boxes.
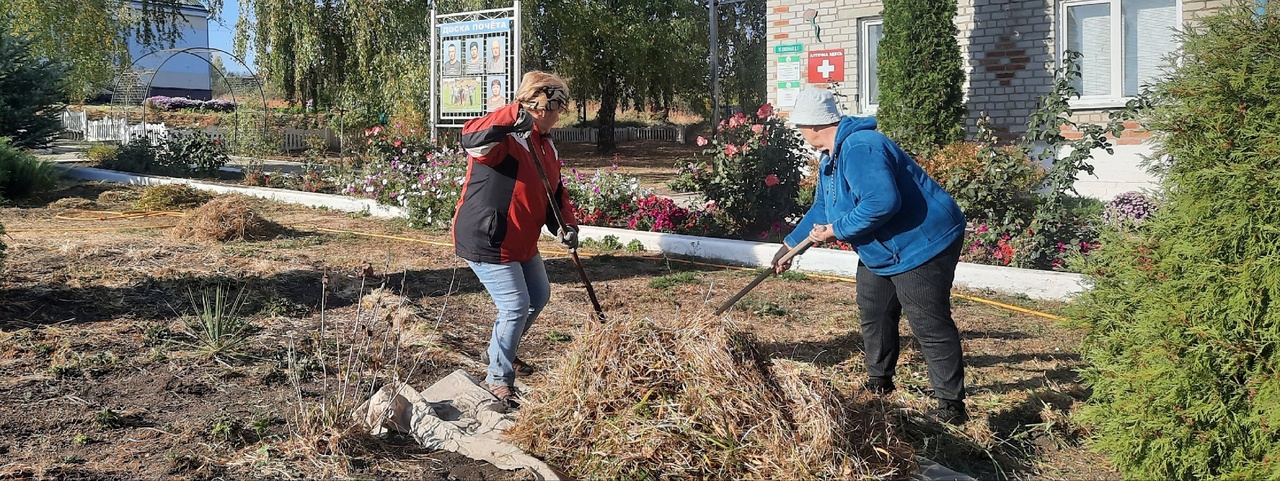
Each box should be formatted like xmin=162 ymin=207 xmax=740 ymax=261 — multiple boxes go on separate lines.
xmin=524 ymin=86 xmax=569 ymax=112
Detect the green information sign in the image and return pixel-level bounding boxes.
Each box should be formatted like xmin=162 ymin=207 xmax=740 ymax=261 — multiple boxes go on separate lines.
xmin=774 ymin=44 xmax=803 ymax=54
xmin=777 ymin=81 xmax=801 ymax=89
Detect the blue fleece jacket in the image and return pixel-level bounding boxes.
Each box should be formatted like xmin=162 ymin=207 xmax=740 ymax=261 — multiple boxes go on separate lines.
xmin=784 ymin=116 xmax=966 ymax=276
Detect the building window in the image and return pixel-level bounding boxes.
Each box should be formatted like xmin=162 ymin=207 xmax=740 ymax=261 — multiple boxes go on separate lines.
xmin=1061 ymin=0 xmax=1180 ymax=101
xmin=859 ymin=17 xmax=884 ymax=113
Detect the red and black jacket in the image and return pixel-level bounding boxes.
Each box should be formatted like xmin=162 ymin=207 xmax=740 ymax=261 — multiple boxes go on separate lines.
xmin=452 ymin=103 xmax=577 ymax=263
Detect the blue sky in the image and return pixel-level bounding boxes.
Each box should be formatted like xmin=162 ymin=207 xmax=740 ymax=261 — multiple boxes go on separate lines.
xmin=208 ymin=0 xmax=255 ymax=74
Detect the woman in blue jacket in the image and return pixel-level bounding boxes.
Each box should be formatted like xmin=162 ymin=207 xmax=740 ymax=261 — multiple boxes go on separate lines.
xmin=774 ymin=88 xmax=969 ymax=425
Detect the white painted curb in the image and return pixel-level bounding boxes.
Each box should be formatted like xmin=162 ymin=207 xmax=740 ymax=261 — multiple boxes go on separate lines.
xmin=576 ymin=226 xmax=1086 ymax=301
xmin=59 ymin=165 xmax=1085 ymax=301
xmin=59 ymin=165 xmax=408 ymax=218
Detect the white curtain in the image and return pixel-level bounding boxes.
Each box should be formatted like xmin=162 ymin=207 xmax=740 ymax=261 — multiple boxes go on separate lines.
xmin=1068 ymin=3 xmax=1113 ymax=97
xmin=1124 ymin=0 xmax=1178 ymax=96
xmin=866 ymin=22 xmax=883 ymax=105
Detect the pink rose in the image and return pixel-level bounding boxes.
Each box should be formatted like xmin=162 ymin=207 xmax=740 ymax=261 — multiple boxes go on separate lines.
xmin=756 ymin=103 xmax=774 ymax=119
xmin=696 ymin=136 xmax=708 ymax=147
xmin=724 ymin=144 xmax=739 ymax=157
xmin=765 ymin=174 xmax=779 ymax=187
xmin=751 ymin=124 xmax=763 ymax=135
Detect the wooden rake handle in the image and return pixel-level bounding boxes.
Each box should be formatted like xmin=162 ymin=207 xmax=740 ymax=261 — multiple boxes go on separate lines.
xmin=714 ymin=238 xmax=816 ymax=316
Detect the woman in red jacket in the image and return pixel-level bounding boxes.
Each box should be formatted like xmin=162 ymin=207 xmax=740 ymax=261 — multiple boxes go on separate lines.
xmin=452 ymin=71 xmax=577 ymax=412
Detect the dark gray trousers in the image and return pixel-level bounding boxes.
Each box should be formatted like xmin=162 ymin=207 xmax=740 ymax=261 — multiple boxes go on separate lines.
xmin=856 ymin=238 xmax=966 ymax=401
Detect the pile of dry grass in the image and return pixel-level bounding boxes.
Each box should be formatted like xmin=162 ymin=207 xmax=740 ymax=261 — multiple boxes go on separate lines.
xmin=170 ymin=195 xmax=284 ymax=242
xmin=506 ymin=316 xmax=916 ymax=480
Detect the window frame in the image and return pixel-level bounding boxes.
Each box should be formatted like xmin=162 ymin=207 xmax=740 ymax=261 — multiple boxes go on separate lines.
xmin=858 ymin=16 xmax=884 ymax=114
xmin=1058 ymin=0 xmax=1182 ymax=109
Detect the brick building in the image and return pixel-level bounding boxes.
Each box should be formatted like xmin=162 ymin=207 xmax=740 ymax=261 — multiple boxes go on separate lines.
xmin=765 ymin=0 xmax=1232 ymax=199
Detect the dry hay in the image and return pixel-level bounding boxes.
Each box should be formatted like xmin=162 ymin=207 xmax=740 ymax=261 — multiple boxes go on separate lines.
xmin=506 ymin=315 xmax=916 ymax=480
xmin=170 ymin=195 xmax=284 ymax=242
xmin=48 ymin=197 xmax=96 ymax=210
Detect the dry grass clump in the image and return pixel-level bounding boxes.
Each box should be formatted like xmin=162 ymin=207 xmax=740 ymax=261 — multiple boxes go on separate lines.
xmin=135 ymin=184 xmax=213 ymax=211
xmin=170 ymin=195 xmax=284 ymax=242
xmin=48 ymin=197 xmax=96 ymax=210
xmin=506 ymin=315 xmax=916 ymax=480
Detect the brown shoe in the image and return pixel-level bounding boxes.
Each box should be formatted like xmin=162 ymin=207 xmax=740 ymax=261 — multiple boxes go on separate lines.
xmin=480 ymin=352 xmax=537 ymax=377
xmin=488 ymin=384 xmax=521 ymax=413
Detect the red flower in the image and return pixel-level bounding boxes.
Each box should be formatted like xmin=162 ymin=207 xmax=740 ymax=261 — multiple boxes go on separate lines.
xmin=764 ymin=174 xmax=779 ymax=187
xmin=724 ymin=144 xmax=740 ymax=157
xmin=756 ymin=103 xmax=774 ymax=119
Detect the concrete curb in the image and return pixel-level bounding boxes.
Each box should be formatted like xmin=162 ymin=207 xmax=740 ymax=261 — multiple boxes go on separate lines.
xmin=59 ymin=165 xmax=407 ymax=218
xmin=575 ymin=226 xmax=1086 ymax=301
xmin=59 ymin=165 xmax=1086 ymax=301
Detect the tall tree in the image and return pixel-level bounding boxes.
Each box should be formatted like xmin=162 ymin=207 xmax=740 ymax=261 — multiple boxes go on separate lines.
xmin=234 ymin=0 xmax=496 ymax=122
xmin=0 ymin=0 xmax=212 ymax=101
xmin=714 ymin=0 xmax=766 ymax=115
xmin=530 ymin=0 xmax=706 ymax=153
xmin=876 ymin=0 xmax=965 ymax=155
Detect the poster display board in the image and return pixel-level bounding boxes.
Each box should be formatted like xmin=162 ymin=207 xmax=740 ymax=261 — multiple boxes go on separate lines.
xmin=432 ymin=5 xmax=520 ymax=136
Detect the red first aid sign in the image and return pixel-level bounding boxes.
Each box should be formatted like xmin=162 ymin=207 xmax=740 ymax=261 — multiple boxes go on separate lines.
xmin=807 ymin=49 xmax=845 ymax=82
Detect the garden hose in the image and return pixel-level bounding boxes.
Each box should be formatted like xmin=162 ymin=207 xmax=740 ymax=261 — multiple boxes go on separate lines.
xmin=9 ymin=209 xmax=1064 ymax=321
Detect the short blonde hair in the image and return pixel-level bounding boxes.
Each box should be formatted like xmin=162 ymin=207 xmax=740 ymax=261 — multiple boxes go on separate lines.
xmin=514 ymin=71 xmax=570 ymax=111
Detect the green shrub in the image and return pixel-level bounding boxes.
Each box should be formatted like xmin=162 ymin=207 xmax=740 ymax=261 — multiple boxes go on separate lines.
xmin=876 ymin=0 xmax=966 ymax=155
xmin=99 ymin=133 xmax=228 ymax=178
xmin=1075 ymin=3 xmax=1280 ymax=479
xmin=85 ymin=144 xmax=119 ymax=162
xmin=134 ymin=184 xmax=213 ymax=211
xmin=0 ymin=137 xmax=60 ymax=199
xmin=161 ymin=132 xmax=229 ymax=178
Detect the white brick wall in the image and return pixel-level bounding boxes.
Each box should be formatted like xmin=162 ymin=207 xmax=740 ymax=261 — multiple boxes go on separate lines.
xmin=766 ymin=0 xmax=1229 ymax=136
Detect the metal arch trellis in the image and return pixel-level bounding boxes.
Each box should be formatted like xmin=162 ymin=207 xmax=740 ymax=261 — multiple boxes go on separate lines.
xmin=109 ymin=47 xmax=268 ymax=152
xmin=431 ymin=3 xmax=522 ymax=141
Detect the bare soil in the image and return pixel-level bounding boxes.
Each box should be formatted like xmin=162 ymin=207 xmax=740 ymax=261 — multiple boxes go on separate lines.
xmin=0 ymin=182 xmax=1117 ymax=480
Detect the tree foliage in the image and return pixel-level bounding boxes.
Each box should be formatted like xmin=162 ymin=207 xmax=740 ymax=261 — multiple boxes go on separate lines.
xmin=529 ymin=0 xmax=706 ymax=152
xmin=876 ymin=0 xmax=965 ymax=155
xmin=0 ymin=23 xmax=69 ymax=148
xmin=1075 ymin=2 xmax=1280 ymax=479
xmin=0 ymin=0 xmax=210 ymax=100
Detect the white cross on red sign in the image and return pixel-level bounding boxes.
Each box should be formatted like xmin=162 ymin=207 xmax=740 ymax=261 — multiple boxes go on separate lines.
xmin=807 ymin=49 xmax=845 ymax=82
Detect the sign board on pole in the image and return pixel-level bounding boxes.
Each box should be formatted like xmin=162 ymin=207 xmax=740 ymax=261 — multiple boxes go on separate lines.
xmin=806 ymin=49 xmax=845 ymax=82
xmin=433 ymin=6 xmax=520 ymax=137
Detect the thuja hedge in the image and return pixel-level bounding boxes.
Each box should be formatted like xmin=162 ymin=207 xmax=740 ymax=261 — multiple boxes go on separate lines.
xmin=1074 ymin=2 xmax=1280 ymax=479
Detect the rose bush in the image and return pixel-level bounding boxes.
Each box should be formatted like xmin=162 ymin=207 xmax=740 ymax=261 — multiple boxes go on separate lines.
xmin=677 ymin=103 xmax=807 ymax=238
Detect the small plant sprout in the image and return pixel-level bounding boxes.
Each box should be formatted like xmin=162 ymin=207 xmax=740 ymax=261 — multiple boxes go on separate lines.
xmin=177 ymin=284 xmax=255 ymax=359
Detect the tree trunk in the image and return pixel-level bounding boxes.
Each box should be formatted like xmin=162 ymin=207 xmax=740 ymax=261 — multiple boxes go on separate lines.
xmin=596 ymin=78 xmax=618 ymax=154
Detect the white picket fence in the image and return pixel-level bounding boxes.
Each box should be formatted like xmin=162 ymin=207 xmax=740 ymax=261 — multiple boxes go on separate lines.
xmin=61 ymin=111 xmax=333 ymax=151
xmin=551 ymin=125 xmax=683 ymax=144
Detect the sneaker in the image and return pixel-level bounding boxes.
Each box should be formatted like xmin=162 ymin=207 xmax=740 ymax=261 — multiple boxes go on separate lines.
xmin=479 ymin=352 xmax=537 ymax=377
xmin=927 ymin=399 xmax=969 ymax=426
xmin=487 ymin=384 xmax=521 ymax=413
xmin=864 ymin=376 xmax=896 ymax=395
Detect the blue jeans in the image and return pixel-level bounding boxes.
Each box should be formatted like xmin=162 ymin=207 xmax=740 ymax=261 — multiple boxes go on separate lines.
xmin=465 ymin=254 xmax=551 ymax=387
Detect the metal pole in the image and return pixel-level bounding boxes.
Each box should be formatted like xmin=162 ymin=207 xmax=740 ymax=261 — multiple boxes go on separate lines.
xmin=514 ymin=0 xmax=522 ymax=79
xmin=430 ymin=7 xmax=438 ymax=143
xmin=709 ymin=0 xmax=718 ymax=137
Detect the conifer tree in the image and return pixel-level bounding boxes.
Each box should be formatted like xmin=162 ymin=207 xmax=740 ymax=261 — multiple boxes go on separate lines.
xmin=1075 ymin=2 xmax=1280 ymax=478
xmin=875 ymin=0 xmax=965 ymax=155
xmin=0 ymin=25 xmax=68 ymax=148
